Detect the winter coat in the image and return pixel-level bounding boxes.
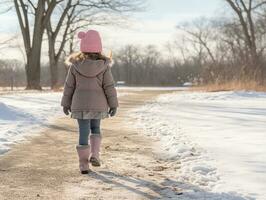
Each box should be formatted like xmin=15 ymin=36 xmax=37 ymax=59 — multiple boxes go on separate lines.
xmin=61 ymin=58 xmax=118 ymax=112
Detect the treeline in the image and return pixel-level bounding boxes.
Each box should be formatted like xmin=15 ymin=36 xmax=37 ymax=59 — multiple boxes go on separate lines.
xmin=0 ymin=59 xmax=25 ymax=88
xmin=0 ymin=59 xmax=66 ymax=89
xmin=112 ymin=45 xmax=200 ymax=86
xmin=0 ymin=44 xmax=201 ymax=88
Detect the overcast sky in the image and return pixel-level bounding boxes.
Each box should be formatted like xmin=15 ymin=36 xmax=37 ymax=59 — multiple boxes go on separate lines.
xmin=0 ymin=0 xmax=224 ymax=61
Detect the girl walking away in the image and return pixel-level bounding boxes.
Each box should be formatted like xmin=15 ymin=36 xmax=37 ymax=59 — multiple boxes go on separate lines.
xmin=61 ymin=30 xmax=118 ymax=174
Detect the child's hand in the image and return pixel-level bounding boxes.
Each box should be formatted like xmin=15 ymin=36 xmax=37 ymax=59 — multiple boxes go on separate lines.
xmin=108 ymin=107 xmax=117 ymax=117
xmin=63 ymin=107 xmax=71 ymax=115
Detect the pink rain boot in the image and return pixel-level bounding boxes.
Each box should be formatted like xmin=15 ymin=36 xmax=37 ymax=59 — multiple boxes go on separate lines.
xmin=76 ymin=145 xmax=90 ymax=174
xmin=90 ymin=134 xmax=101 ymax=167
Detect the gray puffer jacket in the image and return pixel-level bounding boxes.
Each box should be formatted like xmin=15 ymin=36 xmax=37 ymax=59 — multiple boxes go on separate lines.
xmin=61 ymin=58 xmax=118 ymax=112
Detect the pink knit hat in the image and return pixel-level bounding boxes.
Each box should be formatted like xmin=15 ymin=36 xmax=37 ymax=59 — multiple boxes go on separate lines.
xmin=78 ymin=30 xmax=102 ymax=53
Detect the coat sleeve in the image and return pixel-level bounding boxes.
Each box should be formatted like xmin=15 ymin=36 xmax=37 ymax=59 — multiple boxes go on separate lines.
xmin=61 ymin=65 xmax=76 ymax=108
xmin=102 ymin=66 xmax=119 ymax=108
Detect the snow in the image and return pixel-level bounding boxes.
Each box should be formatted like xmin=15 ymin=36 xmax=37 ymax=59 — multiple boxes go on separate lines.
xmin=1 ymin=88 xmax=265 ymax=199
xmin=0 ymin=92 xmax=63 ymax=154
xmin=0 ymin=87 xmax=181 ymax=156
xmin=132 ymin=91 xmax=266 ymax=200
xmin=117 ymin=86 xmax=186 ymax=91
xmin=0 ymin=90 xmax=128 ymax=155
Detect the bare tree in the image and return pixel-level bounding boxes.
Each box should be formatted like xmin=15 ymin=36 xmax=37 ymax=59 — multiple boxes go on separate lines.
xmin=225 ymin=0 xmax=266 ymax=82
xmin=46 ymin=0 xmax=76 ymax=89
xmin=13 ymin=0 xmax=63 ymax=90
xmin=177 ymin=18 xmax=217 ymax=65
xmin=177 ymin=18 xmax=222 ymax=83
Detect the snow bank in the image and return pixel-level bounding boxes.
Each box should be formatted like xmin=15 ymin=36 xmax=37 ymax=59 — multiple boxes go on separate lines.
xmin=132 ymin=91 xmax=266 ymax=200
xmin=0 ymin=92 xmax=63 ymax=154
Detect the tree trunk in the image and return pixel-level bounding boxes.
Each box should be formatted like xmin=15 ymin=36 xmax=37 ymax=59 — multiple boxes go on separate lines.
xmin=49 ymin=54 xmax=59 ymax=90
xmin=48 ymin=34 xmax=58 ymax=89
xmin=25 ymin=42 xmax=42 ymax=90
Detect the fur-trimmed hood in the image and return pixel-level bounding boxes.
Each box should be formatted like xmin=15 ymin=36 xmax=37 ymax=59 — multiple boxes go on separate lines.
xmin=65 ymin=55 xmax=112 ymax=77
xmin=71 ymin=59 xmax=111 ymax=78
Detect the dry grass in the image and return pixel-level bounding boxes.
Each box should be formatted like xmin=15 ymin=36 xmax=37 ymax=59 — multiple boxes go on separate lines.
xmin=191 ymin=81 xmax=266 ymax=92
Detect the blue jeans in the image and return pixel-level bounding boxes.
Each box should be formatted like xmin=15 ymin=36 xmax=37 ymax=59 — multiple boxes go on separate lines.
xmin=77 ymin=119 xmax=101 ymax=145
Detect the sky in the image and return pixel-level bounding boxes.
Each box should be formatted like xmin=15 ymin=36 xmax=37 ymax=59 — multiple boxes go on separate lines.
xmin=100 ymin=0 xmax=224 ymax=49
xmin=0 ymin=0 xmax=224 ymax=61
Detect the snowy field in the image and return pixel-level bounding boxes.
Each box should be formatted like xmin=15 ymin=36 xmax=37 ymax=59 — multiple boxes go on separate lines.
xmin=132 ymin=91 xmax=266 ymax=200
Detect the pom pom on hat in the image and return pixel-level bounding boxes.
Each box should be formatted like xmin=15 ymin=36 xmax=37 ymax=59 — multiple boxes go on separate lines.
xmin=78 ymin=31 xmax=86 ymax=39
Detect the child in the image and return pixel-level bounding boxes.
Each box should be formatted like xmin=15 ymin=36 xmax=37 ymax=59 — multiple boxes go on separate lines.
xmin=61 ymin=30 xmax=118 ymax=174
